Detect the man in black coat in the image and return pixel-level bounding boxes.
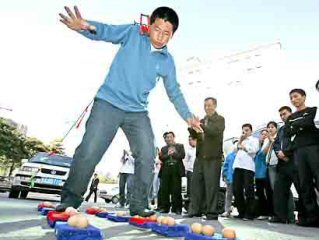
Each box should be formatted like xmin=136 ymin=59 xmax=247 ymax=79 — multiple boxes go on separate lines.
xmin=270 ymin=106 xmax=302 ymax=223
xmin=159 ymin=131 xmax=185 ymax=214
xmin=188 ymin=97 xmax=225 ymax=220
xmin=85 ymin=173 xmax=100 ymax=203
xmin=285 ymin=89 xmax=319 ymax=227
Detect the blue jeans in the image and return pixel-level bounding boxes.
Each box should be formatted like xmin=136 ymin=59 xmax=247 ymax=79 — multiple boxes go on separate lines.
xmin=61 ymin=99 xmax=156 ymax=213
xmin=119 ymin=173 xmax=134 ymax=206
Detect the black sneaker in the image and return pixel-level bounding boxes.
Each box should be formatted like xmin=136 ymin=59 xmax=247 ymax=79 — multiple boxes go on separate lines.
xmin=55 ymin=203 xmax=71 ymax=212
xmin=296 ymin=217 xmax=319 ymax=227
xmin=184 ymin=213 xmax=202 ymax=218
xmin=204 ymin=214 xmax=218 ymax=220
xmin=158 ymin=209 xmax=169 ymax=214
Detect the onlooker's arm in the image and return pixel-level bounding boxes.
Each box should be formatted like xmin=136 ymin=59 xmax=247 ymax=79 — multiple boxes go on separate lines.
xmin=172 ymin=144 xmax=186 ymax=160
xmin=201 ymin=116 xmax=225 ymax=137
xmin=159 ymin=147 xmax=170 ymax=161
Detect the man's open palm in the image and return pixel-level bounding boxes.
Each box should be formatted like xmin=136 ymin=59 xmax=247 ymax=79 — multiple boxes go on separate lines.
xmin=59 ymin=6 xmax=90 ymax=31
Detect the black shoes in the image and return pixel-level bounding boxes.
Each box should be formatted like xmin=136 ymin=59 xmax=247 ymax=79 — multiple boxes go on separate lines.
xmin=204 ymin=214 xmax=218 ymax=220
xmin=184 ymin=213 xmax=202 ymax=218
xmin=130 ymin=209 xmax=155 ymax=217
xmin=158 ymin=209 xmax=169 ymax=214
xmin=296 ymin=217 xmax=319 ymax=227
xmin=55 ymin=203 xmax=73 ymax=212
xmin=269 ymin=216 xmax=289 ymax=224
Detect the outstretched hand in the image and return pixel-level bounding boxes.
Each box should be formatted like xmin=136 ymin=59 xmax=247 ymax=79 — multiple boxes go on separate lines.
xmin=187 ymin=116 xmax=203 ymax=133
xmin=59 ymin=6 xmax=94 ymax=32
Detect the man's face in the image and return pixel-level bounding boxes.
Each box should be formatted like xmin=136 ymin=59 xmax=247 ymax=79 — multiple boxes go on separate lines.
xmin=290 ymin=92 xmax=306 ymax=108
xmin=164 ymin=133 xmax=175 ymax=145
xmin=242 ymin=127 xmax=252 ymax=137
xmin=204 ymin=99 xmax=216 ymax=116
xmin=149 ymin=18 xmax=173 ymax=49
xmin=279 ymin=109 xmax=292 ymax=123
xmin=188 ymin=137 xmax=197 ymax=147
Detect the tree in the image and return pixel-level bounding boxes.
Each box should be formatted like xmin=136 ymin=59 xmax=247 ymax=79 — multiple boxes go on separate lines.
xmin=0 ymin=118 xmax=29 ymax=175
xmin=0 ymin=118 xmax=52 ymax=175
xmin=49 ymin=138 xmax=65 ymax=155
xmin=24 ymin=137 xmax=50 ymax=156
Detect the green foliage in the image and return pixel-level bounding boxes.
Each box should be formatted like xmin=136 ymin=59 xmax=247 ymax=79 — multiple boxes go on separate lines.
xmin=0 ymin=118 xmax=66 ymax=174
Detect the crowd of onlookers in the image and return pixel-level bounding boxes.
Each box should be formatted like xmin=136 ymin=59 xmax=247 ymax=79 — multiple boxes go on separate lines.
xmin=115 ymin=86 xmax=319 ymax=227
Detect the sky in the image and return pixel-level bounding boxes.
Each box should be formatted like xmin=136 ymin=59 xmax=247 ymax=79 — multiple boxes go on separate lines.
xmin=1 ymin=0 xmax=319 ymax=176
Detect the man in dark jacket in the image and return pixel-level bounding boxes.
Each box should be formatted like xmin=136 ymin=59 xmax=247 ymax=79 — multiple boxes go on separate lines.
xmin=188 ymin=97 xmax=225 ymax=220
xmin=270 ymin=106 xmax=301 ymax=223
xmin=85 ymin=173 xmax=99 ymax=203
xmin=285 ymin=89 xmax=319 ymax=227
xmin=159 ymin=131 xmax=185 ymax=214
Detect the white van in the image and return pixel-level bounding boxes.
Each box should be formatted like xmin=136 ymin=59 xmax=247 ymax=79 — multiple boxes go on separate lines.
xmin=9 ymin=152 xmax=73 ymax=199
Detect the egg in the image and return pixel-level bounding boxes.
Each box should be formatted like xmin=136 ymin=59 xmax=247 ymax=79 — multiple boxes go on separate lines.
xmin=191 ymin=223 xmax=203 ymax=234
xmin=67 ymin=214 xmax=89 ymax=228
xmin=222 ymin=228 xmax=236 ymax=239
xmin=65 ymin=207 xmax=78 ymax=216
xmin=43 ymin=201 xmax=54 ymax=208
xmin=76 ymin=214 xmax=89 ymax=228
xmin=166 ymin=217 xmax=175 ymax=226
xmin=149 ymin=215 xmax=157 ymax=221
xmin=67 ymin=215 xmax=78 ymax=227
xmin=99 ymin=208 xmax=107 ymax=212
xmin=202 ymin=225 xmax=215 ymax=236
xmin=161 ymin=217 xmax=169 ymax=225
xmin=116 ymin=211 xmax=127 ymax=216
xmin=157 ymin=216 xmax=164 ymax=224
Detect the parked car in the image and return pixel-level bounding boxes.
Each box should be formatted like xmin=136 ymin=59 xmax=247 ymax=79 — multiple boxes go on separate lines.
xmin=0 ymin=175 xmax=12 ymax=192
xmin=9 ymin=152 xmax=73 ymax=199
xmin=99 ymin=186 xmax=120 ymax=204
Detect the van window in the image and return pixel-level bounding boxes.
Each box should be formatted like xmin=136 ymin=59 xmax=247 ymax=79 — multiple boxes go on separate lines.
xmin=29 ymin=152 xmax=73 ymax=168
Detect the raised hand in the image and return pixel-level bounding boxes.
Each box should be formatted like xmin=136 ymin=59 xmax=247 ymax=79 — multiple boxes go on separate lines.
xmin=187 ymin=116 xmax=203 ymax=133
xmin=59 ymin=6 xmax=93 ymax=31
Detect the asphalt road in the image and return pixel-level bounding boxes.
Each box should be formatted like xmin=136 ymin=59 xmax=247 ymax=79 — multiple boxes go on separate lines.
xmin=0 ymin=192 xmax=318 ymax=240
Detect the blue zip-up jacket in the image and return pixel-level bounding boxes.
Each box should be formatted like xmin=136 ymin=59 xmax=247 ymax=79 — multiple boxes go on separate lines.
xmin=78 ymin=21 xmax=192 ymax=120
xmin=222 ymin=151 xmax=236 ymax=184
xmin=254 ymin=149 xmax=267 ymax=179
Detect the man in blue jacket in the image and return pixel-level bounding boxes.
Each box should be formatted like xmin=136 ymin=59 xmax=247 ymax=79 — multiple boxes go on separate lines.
xmin=57 ymin=6 xmax=201 ymax=217
xmin=221 ymin=140 xmax=237 ymax=217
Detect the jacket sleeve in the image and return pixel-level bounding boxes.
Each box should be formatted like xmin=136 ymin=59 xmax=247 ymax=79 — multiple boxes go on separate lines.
xmin=201 ymin=116 xmax=225 ymax=137
xmin=244 ymin=138 xmax=260 ymax=154
xmin=172 ymin=144 xmax=186 ymax=160
xmin=159 ymin=146 xmax=170 ymax=161
xmin=273 ymin=132 xmax=281 ymax=153
xmin=286 ymin=107 xmax=317 ymax=136
xmin=290 ymin=107 xmax=317 ymax=130
xmin=78 ymin=21 xmax=134 ymax=44
xmin=163 ymin=56 xmax=193 ymax=121
xmin=188 ymin=127 xmax=200 ymax=139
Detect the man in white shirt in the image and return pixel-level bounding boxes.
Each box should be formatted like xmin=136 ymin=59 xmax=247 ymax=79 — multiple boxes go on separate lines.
xmin=183 ymin=136 xmax=197 ymax=198
xmin=118 ymin=149 xmax=135 ymax=208
xmin=233 ymin=123 xmax=260 ymax=220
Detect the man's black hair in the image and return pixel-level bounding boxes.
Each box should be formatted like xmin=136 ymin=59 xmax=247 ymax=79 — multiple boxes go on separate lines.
xmin=242 ymin=123 xmax=252 ymax=131
xmin=267 ymin=121 xmax=277 ymax=129
xmin=278 ymin=106 xmax=292 ymax=113
xmin=316 ymin=80 xmax=319 ymax=91
xmin=204 ymin=97 xmax=217 ymax=106
xmin=163 ymin=131 xmax=175 ymax=138
xmin=150 ymin=7 xmax=179 ymax=33
xmin=289 ymin=88 xmax=306 ymax=97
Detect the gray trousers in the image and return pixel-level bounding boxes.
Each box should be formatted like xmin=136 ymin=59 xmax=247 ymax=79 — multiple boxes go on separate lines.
xmin=190 ymin=158 xmax=221 ymax=216
xmin=224 ymin=183 xmax=233 ymax=213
